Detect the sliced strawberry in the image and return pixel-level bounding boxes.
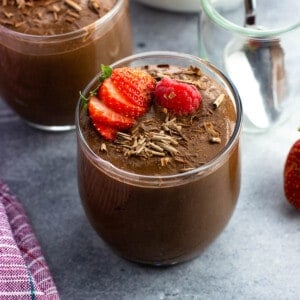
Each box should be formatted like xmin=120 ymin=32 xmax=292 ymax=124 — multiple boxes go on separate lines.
xmin=110 ymin=67 xmax=156 ymax=108
xmin=88 ymin=96 xmax=134 ymax=130
xmin=87 ymin=66 xmax=156 ymax=141
xmin=93 ymin=123 xmax=117 ymax=141
xmin=284 ymin=139 xmax=300 ymax=209
xmin=154 ymin=77 xmax=201 ymax=115
xmin=99 ymin=78 xmax=147 ymax=118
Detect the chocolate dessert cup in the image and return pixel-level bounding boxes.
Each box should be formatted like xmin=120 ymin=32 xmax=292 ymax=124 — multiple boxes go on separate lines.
xmin=0 ymin=0 xmax=132 ymax=131
xmin=76 ymin=51 xmax=242 ymax=265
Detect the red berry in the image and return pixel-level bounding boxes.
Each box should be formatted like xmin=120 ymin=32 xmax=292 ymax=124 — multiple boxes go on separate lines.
xmin=88 ymin=66 xmax=156 ymax=141
xmin=93 ymin=123 xmax=117 ymax=141
xmin=284 ymin=139 xmax=300 ymax=210
xmin=99 ymin=78 xmax=147 ymax=118
xmin=154 ymin=77 xmax=201 ymax=115
xmin=88 ymin=95 xmax=134 ymax=130
xmin=110 ymin=67 xmax=156 ymax=108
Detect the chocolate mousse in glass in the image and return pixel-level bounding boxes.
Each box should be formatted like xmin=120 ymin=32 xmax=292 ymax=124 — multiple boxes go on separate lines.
xmin=0 ymin=0 xmax=132 ymax=131
xmin=76 ymin=51 xmax=242 ymax=265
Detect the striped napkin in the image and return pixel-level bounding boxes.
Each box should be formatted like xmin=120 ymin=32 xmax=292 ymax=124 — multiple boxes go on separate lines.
xmin=0 ymin=180 xmax=59 ymax=299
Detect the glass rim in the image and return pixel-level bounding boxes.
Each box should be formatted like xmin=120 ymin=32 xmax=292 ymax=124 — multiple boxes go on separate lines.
xmin=0 ymin=0 xmax=124 ymax=43
xmin=200 ymin=0 xmax=300 ymax=38
xmin=76 ymin=51 xmax=242 ymax=187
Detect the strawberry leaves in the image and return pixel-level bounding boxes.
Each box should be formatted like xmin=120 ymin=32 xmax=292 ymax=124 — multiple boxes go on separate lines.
xmin=80 ymin=65 xmax=113 ymax=111
xmin=98 ymin=64 xmax=112 ymax=83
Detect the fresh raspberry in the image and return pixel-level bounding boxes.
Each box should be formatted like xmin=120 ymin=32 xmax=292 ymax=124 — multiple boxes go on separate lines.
xmin=154 ymin=77 xmax=201 ymax=115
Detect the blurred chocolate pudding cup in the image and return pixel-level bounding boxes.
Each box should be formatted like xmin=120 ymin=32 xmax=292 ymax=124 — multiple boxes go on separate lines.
xmin=76 ymin=51 xmax=243 ymax=265
xmin=0 ymin=0 xmax=132 ymax=131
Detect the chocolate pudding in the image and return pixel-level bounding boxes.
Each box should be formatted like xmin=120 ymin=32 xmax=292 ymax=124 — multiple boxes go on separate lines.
xmin=76 ymin=52 xmax=242 ymax=265
xmin=0 ymin=0 xmax=132 ymax=130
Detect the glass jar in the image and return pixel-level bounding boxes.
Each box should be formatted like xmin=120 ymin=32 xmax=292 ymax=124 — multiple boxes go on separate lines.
xmin=199 ymin=0 xmax=300 ymax=132
xmin=0 ymin=0 xmax=132 ymax=131
xmin=76 ymin=51 xmax=242 ymax=265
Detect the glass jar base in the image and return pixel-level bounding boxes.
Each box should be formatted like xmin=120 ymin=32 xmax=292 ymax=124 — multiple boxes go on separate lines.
xmin=26 ymin=121 xmax=75 ymax=132
xmin=242 ymin=111 xmax=290 ymax=134
xmin=116 ymin=250 xmax=199 ymax=267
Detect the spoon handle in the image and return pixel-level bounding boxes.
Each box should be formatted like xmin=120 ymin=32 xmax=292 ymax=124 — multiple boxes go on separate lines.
xmin=244 ymin=0 xmax=256 ymax=26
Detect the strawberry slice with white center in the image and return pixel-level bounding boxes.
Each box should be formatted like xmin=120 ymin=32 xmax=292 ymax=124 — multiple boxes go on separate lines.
xmin=109 ymin=67 xmax=156 ymax=109
xmin=99 ymin=78 xmax=147 ymax=118
xmin=88 ymin=96 xmax=134 ymax=131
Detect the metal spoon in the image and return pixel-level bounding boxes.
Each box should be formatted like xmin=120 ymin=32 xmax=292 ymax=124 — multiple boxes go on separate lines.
xmin=224 ymin=0 xmax=286 ymax=132
xmin=244 ymin=0 xmax=256 ymax=26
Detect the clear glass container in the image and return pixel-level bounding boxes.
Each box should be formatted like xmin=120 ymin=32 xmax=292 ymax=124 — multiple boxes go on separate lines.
xmin=0 ymin=0 xmax=132 ymax=131
xmin=76 ymin=51 xmax=242 ymax=265
xmin=199 ymin=0 xmax=300 ymax=133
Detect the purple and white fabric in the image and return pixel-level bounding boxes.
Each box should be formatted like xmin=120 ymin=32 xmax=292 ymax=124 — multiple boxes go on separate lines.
xmin=0 ymin=180 xmax=59 ymax=299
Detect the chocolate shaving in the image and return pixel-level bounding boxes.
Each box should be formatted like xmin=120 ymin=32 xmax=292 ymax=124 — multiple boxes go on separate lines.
xmin=36 ymin=10 xmax=43 ymax=20
xmin=16 ymin=0 xmax=25 ymax=9
xmin=116 ymin=116 xmax=184 ymax=159
xmin=160 ymin=157 xmax=172 ymax=167
xmin=0 ymin=0 xmax=116 ymax=34
xmin=65 ymin=16 xmax=75 ymax=23
xmin=204 ymin=122 xmax=220 ymax=137
xmin=14 ymin=20 xmax=26 ymax=28
xmin=209 ymin=137 xmax=222 ymax=144
xmin=100 ymin=143 xmax=107 ymax=152
xmin=88 ymin=0 xmax=101 ymax=15
xmin=203 ymin=121 xmax=222 ymax=144
xmin=67 ymin=10 xmax=80 ymax=18
xmin=213 ymin=94 xmax=225 ymax=109
xmin=49 ymin=4 xmax=60 ymax=12
xmin=3 ymin=11 xmax=13 ymax=18
xmin=64 ymin=0 xmax=82 ymax=12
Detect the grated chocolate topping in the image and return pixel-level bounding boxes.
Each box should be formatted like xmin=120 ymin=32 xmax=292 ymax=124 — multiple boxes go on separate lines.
xmin=0 ymin=0 xmax=116 ymax=35
xmin=80 ymin=64 xmax=237 ymax=176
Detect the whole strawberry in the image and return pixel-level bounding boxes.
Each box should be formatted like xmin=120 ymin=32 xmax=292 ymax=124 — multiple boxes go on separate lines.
xmin=284 ymin=139 xmax=300 ymax=209
xmin=154 ymin=77 xmax=201 ymax=115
